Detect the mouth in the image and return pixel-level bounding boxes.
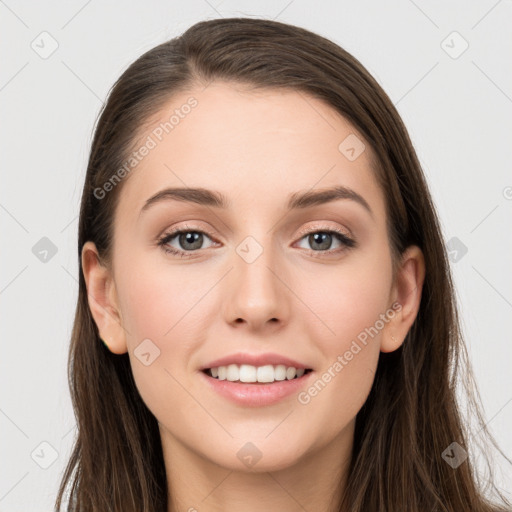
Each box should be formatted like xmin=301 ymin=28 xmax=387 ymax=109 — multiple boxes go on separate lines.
xmin=202 ymin=364 xmax=314 ymax=384
xmin=200 ymin=363 xmax=315 ymax=406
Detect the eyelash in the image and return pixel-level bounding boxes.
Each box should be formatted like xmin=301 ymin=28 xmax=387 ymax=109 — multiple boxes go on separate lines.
xmin=156 ymin=225 xmax=356 ymax=259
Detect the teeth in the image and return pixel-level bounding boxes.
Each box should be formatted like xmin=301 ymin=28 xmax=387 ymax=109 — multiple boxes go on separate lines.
xmin=239 ymin=364 xmax=257 ymax=382
xmin=257 ymin=365 xmax=274 ymax=383
xmin=207 ymin=364 xmax=310 ymax=383
xmin=286 ymin=367 xmax=296 ymax=380
xmin=274 ymin=365 xmax=287 ymax=381
xmin=226 ymin=364 xmax=239 ymax=381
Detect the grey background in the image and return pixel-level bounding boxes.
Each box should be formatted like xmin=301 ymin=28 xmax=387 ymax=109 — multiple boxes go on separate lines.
xmin=1 ymin=0 xmax=511 ymax=510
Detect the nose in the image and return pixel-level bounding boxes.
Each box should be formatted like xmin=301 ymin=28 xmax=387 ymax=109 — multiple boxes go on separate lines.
xmin=223 ymin=239 xmax=289 ymax=332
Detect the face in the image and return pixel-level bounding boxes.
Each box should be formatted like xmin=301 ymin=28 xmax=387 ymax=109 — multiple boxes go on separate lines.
xmin=84 ymin=81 xmax=422 ymax=472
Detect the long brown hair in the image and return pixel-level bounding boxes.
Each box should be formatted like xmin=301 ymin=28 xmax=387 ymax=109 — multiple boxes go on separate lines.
xmin=55 ymin=17 xmax=511 ymax=511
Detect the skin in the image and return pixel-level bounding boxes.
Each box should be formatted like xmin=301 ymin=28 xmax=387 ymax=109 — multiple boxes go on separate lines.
xmin=82 ymin=82 xmax=425 ymax=512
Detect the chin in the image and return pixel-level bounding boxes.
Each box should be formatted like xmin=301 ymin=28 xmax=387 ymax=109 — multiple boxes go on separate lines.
xmin=205 ymin=441 xmax=308 ymax=473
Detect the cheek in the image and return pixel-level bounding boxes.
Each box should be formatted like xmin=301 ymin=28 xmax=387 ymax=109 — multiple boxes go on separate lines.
xmin=302 ymin=249 xmax=393 ymax=352
xmin=117 ymin=256 xmax=199 ymax=342
xmin=113 ymin=254 xmax=195 ymax=394
xmin=293 ymin=251 xmax=391 ymax=429
xmin=116 ymin=265 xmax=206 ymax=432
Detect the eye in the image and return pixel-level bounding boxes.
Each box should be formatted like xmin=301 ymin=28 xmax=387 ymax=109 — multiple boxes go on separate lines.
xmin=295 ymin=228 xmax=356 ymax=255
xmin=157 ymin=225 xmax=356 ymax=258
xmin=157 ymin=227 xmax=217 ymax=258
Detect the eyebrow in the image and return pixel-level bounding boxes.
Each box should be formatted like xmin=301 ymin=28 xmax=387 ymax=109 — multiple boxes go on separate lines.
xmin=139 ymin=185 xmax=373 ymax=218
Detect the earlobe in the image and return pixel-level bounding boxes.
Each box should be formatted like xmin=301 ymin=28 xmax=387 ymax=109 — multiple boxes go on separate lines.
xmin=81 ymin=241 xmax=128 ymax=355
xmin=381 ymin=245 xmax=426 ymax=353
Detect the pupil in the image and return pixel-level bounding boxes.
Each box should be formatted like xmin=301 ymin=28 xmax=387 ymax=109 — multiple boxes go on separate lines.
xmin=310 ymin=232 xmax=332 ymax=251
xmin=180 ymin=232 xmax=202 ymax=250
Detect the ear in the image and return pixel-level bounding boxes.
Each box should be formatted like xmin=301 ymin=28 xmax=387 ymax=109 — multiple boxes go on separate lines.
xmin=81 ymin=241 xmax=128 ymax=354
xmin=381 ymin=245 xmax=426 ymax=353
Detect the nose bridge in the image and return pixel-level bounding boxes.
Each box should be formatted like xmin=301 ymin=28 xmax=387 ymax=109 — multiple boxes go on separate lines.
xmin=225 ymin=230 xmax=287 ymax=327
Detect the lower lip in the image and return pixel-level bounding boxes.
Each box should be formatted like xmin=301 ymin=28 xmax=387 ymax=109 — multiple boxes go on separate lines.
xmin=199 ymin=370 xmax=314 ymax=407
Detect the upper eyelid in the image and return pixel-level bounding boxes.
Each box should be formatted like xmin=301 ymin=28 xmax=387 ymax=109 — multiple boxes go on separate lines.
xmin=160 ymin=224 xmax=351 ymax=240
xmin=160 ymin=225 xmax=219 ymax=242
xmin=296 ymin=223 xmax=352 ymax=238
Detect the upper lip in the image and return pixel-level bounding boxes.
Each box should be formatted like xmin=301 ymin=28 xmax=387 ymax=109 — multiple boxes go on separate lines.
xmin=200 ymin=352 xmax=312 ymax=370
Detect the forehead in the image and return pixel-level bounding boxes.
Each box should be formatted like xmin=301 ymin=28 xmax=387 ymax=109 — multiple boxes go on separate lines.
xmin=117 ymin=82 xmax=385 ymax=222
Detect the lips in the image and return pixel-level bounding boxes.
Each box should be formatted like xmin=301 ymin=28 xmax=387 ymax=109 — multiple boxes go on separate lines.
xmin=199 ymin=366 xmax=315 ymax=407
xmin=200 ymin=352 xmax=312 ymax=371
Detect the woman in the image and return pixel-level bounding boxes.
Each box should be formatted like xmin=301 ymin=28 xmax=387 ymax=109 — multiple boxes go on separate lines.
xmin=55 ymin=17 xmax=511 ymax=512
